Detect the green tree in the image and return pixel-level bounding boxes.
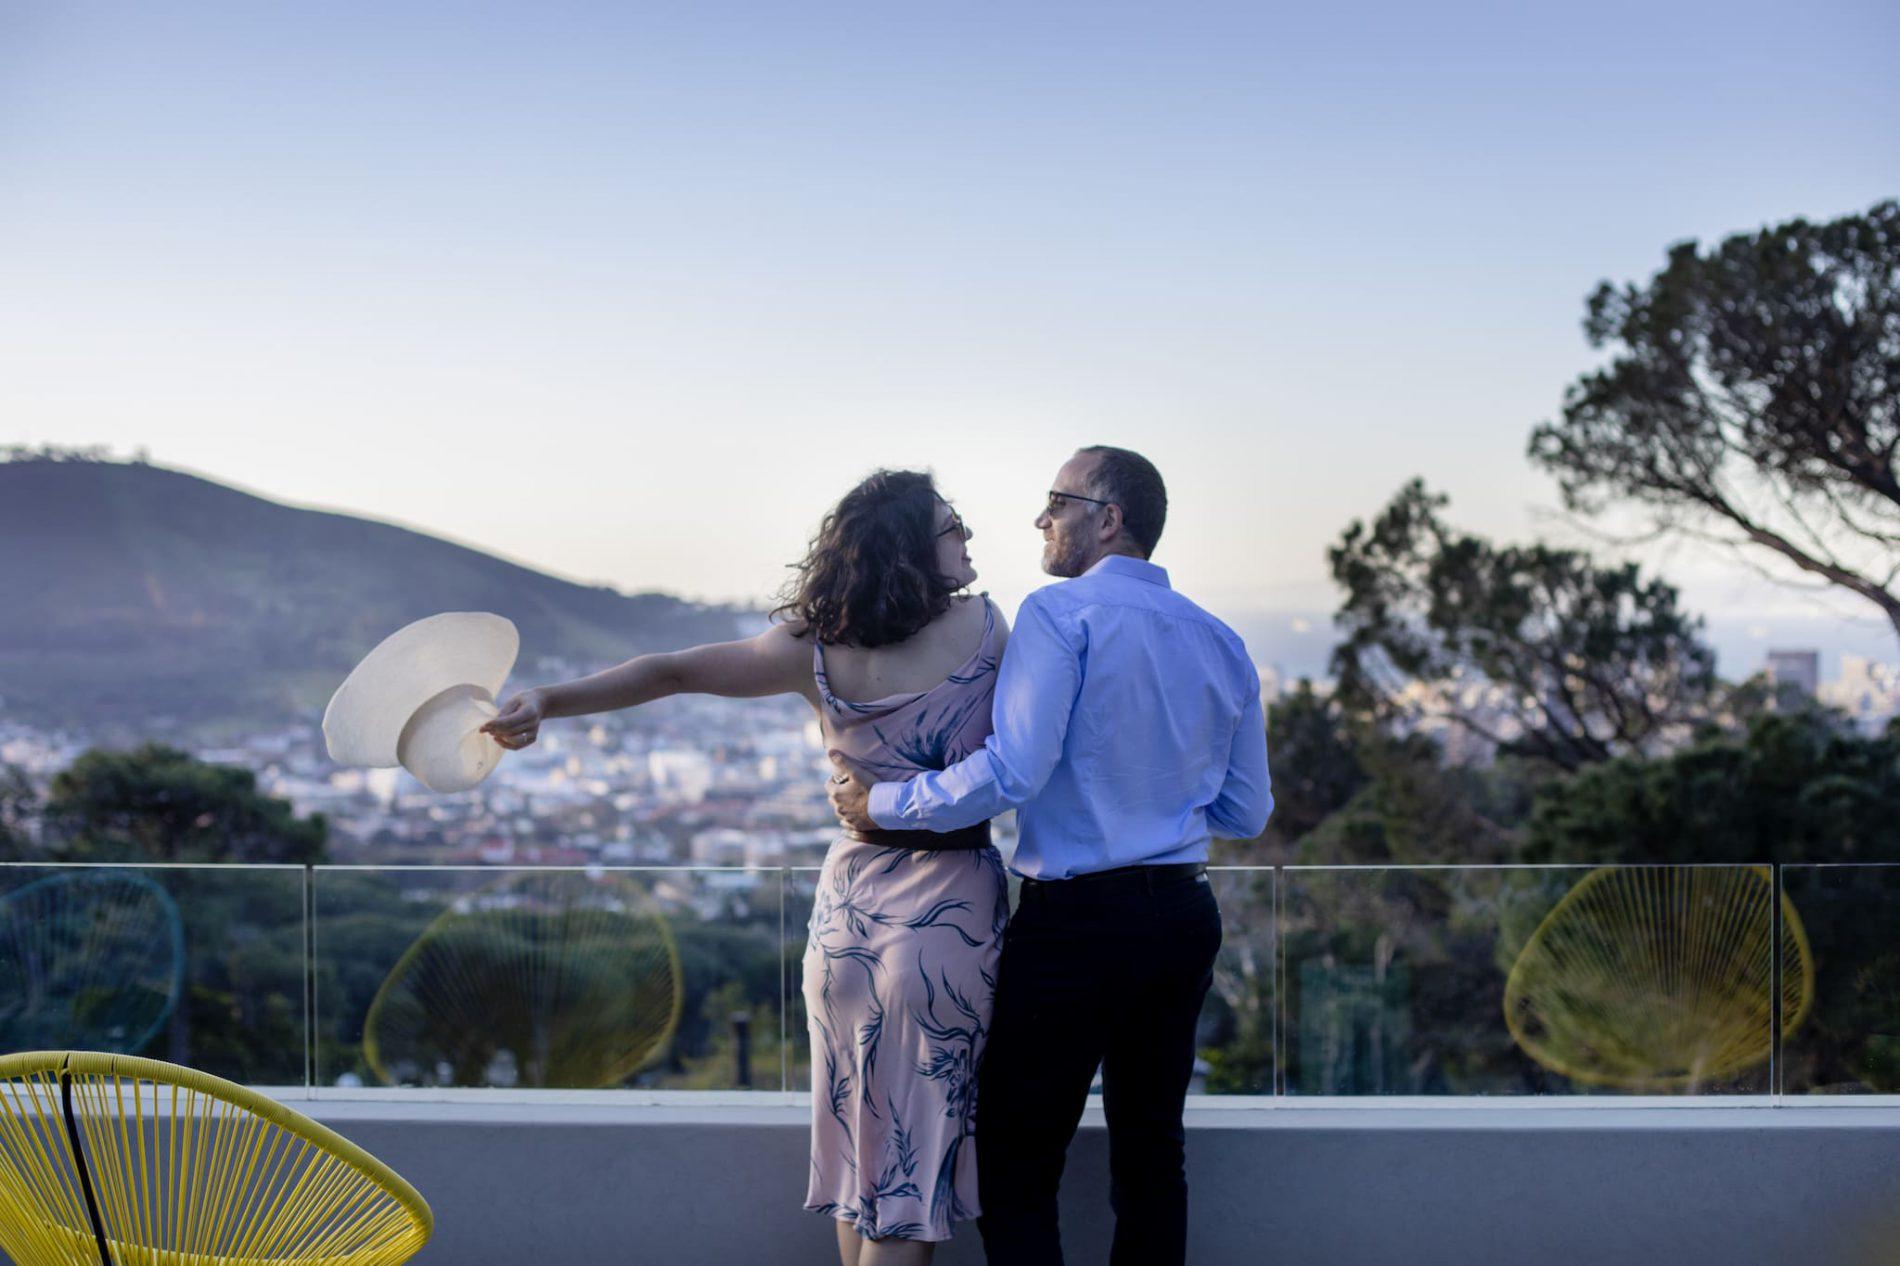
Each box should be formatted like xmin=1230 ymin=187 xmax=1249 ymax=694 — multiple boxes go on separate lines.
xmin=1204 ymin=704 xmax=1557 ymax=1094
xmin=1523 ymin=711 xmax=1900 ymax=867
xmin=1529 ymin=200 xmax=1900 ymax=648
xmin=41 ymin=743 xmax=326 ymax=864
xmin=18 ymin=745 xmax=321 ymax=1079
xmin=1274 ymin=744 xmax=1557 ymax=1094
xmin=1298 ymin=737 xmax=1546 ymax=869
xmin=1329 ymin=480 xmax=1717 ymax=770
xmin=0 ymin=763 xmax=35 ymax=858
xmin=1262 ymin=681 xmax=1369 ymax=846
xmin=666 ymin=920 xmax=788 ymax=1086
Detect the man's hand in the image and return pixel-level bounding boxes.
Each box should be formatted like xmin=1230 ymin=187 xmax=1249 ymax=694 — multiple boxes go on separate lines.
xmin=827 ymin=756 xmax=877 ymax=833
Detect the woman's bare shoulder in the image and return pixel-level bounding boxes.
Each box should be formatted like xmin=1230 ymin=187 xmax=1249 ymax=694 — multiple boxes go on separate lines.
xmin=761 ymin=614 xmax=808 ymax=639
xmin=756 ymin=617 xmax=814 ymax=661
xmin=754 ymin=619 xmax=824 ymax=698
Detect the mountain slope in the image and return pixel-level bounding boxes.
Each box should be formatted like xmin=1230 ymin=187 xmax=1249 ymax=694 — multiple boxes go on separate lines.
xmin=0 ymin=458 xmax=751 ymax=735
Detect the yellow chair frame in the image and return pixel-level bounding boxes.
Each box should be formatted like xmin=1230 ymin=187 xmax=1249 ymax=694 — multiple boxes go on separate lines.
xmin=0 ymin=1050 xmax=432 ymax=1266
xmin=362 ymin=870 xmax=683 ymax=1088
xmin=1503 ymin=865 xmax=1816 ymax=1091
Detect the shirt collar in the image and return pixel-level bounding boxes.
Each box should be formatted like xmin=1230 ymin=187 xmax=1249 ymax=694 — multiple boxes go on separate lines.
xmin=1085 ymin=554 xmax=1171 ymax=588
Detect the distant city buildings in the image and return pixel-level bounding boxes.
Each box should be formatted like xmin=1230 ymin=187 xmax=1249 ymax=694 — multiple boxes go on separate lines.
xmin=1760 ymin=648 xmax=1898 ymax=736
xmin=1819 ymin=654 xmax=1900 ymax=737
xmin=0 ymin=643 xmax=1891 ymax=861
xmin=1298 ymin=647 xmax=1898 ymax=767
xmin=1766 ymin=649 xmax=1821 ymax=697
xmin=0 ymin=688 xmax=844 ymax=878
xmin=648 ymin=749 xmax=714 ymax=804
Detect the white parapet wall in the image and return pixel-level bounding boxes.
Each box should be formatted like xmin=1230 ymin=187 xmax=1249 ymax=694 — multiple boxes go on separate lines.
xmin=285 ymin=1093 xmax=1900 ymax=1265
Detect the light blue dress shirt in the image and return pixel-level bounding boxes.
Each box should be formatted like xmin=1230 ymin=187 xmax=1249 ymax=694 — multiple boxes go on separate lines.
xmin=866 ymin=554 xmax=1274 ymax=879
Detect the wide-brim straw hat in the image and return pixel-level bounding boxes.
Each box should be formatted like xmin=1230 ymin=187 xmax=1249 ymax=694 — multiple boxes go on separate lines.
xmin=323 ymin=612 xmax=519 ymax=794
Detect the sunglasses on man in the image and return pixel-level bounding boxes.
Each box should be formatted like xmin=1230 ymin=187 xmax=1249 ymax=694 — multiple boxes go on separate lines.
xmin=1045 ymin=489 xmax=1114 ymax=516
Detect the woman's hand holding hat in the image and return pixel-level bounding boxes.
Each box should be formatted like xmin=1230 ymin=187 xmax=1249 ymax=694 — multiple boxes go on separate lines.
xmin=322 ymin=611 xmax=519 ymax=794
xmin=482 ymin=689 xmax=549 ymax=750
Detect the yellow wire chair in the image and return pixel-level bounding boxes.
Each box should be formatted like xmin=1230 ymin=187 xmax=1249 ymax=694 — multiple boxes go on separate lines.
xmin=1503 ymin=865 xmax=1815 ymax=1090
xmin=0 ymin=1050 xmax=432 ymax=1266
xmin=362 ymin=870 xmax=683 ymax=1088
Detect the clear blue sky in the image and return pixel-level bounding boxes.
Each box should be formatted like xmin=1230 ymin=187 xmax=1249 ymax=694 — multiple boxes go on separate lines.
xmin=4 ymin=0 xmax=1897 ymax=652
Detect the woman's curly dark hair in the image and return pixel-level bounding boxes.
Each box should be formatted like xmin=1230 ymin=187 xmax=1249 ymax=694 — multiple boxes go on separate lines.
xmin=774 ymin=469 xmax=961 ymax=647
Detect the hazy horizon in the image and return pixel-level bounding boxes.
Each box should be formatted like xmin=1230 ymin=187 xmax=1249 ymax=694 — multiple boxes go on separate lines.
xmin=15 ymin=447 xmax=1892 ymax=685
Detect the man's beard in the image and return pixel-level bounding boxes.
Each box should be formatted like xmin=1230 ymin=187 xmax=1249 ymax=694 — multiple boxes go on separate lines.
xmin=1043 ymin=533 xmax=1090 ymax=578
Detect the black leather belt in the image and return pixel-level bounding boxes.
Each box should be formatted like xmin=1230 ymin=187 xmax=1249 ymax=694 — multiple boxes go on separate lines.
xmin=1020 ymin=862 xmax=1207 ymax=894
xmin=846 ymin=822 xmax=993 ymax=851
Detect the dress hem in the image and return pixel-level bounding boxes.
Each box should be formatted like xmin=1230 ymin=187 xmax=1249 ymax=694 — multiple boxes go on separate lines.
xmin=804 ymin=1202 xmax=979 ymax=1245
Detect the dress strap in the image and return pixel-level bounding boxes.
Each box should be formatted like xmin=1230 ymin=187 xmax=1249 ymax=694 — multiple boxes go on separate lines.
xmin=812 ymin=636 xmax=835 ymax=705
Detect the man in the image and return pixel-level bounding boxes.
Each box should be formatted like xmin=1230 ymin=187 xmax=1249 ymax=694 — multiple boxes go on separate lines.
xmin=828 ymin=445 xmax=1273 ymax=1266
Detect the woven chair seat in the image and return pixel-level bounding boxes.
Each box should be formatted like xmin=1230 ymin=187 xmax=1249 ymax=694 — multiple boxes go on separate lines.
xmin=0 ymin=1051 xmax=431 ymax=1266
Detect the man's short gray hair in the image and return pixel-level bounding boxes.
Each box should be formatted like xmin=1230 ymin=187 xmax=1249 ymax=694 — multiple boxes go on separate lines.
xmin=1079 ymin=446 xmax=1167 ymax=556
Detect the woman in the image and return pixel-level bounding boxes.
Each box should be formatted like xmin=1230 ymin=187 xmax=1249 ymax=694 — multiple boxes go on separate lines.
xmin=482 ymin=470 xmax=1009 ymax=1264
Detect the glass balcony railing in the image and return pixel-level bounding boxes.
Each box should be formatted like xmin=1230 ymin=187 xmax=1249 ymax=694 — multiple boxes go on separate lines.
xmin=1777 ymin=864 xmax=1900 ymax=1096
xmin=2 ymin=860 xmax=1888 ymax=1101
xmin=1200 ymin=867 xmax=1276 ymax=1095
xmin=0 ymin=862 xmax=308 ymax=1087
xmin=781 ymin=867 xmax=821 ymax=1097
xmin=1278 ymin=864 xmax=1786 ymax=1096
xmin=312 ymin=865 xmax=795 ymax=1091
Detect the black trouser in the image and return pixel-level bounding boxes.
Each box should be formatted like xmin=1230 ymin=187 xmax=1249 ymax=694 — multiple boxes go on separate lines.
xmin=975 ymin=863 xmax=1222 ymax=1266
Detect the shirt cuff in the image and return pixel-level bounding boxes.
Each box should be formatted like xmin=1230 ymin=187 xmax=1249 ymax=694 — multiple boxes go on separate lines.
xmin=867 ymin=781 xmax=911 ymax=830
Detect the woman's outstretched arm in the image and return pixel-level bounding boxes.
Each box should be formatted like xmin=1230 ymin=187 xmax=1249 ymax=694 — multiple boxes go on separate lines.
xmin=481 ymin=622 xmax=812 ymax=749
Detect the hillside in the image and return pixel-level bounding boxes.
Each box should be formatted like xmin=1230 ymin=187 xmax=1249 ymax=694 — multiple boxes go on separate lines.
xmin=0 ymin=458 xmax=751 ymax=737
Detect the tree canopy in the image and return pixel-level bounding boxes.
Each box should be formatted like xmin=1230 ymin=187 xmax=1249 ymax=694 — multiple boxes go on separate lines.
xmin=0 ymin=764 xmax=35 ymax=857
xmin=1523 ymin=710 xmax=1900 ymax=866
xmin=1329 ymin=480 xmax=1717 ymax=770
xmin=39 ymin=743 xmax=327 ymax=864
xmin=1529 ymin=200 xmax=1900 ymax=647
xmin=1258 ymin=680 xmax=1370 ymax=845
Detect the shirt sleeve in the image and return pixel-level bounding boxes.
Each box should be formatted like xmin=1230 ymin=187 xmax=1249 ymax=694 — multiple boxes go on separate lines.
xmin=1205 ymin=682 xmax=1274 ymax=840
xmin=867 ymin=593 xmax=1082 ymax=832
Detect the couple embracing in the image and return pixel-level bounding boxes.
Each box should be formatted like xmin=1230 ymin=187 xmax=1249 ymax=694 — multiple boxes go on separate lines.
xmin=484 ymin=445 xmax=1274 ymax=1265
